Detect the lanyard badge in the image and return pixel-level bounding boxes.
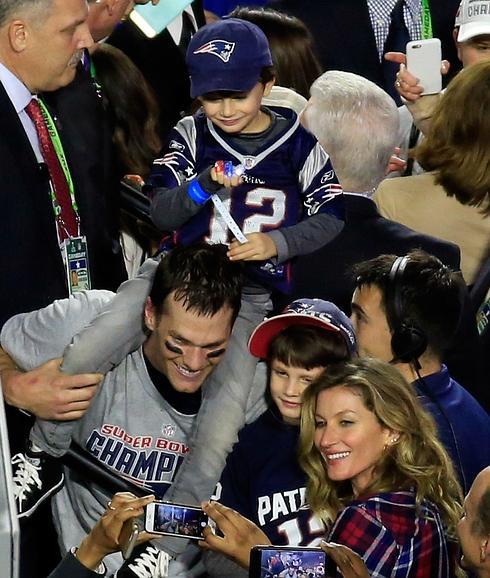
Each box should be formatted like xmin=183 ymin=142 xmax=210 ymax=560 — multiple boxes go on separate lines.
xmin=62 ymin=236 xmax=92 ymax=295
xmin=421 ymin=0 xmax=433 ymax=39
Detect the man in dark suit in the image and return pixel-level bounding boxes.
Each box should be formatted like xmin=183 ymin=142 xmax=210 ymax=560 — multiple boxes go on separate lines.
xmin=1 ymin=0 xmax=166 ymax=435
xmin=0 ymin=1 xmax=136 ymax=575
xmin=292 ymin=69 xmax=461 ymax=312
xmin=268 ymin=0 xmax=461 ymax=96
xmin=108 ymin=1 xmax=205 ymax=139
xmin=0 ymin=0 xmax=109 ymax=426
xmin=285 ymin=70 xmax=482 ymax=403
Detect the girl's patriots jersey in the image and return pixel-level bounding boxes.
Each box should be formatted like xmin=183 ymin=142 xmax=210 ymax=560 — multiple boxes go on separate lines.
xmin=147 ymin=108 xmax=343 ymax=292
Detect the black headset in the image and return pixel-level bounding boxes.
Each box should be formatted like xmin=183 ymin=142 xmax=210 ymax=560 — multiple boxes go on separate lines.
xmin=386 ymin=255 xmax=467 ymax=491
xmin=386 ymin=255 xmax=428 ymax=365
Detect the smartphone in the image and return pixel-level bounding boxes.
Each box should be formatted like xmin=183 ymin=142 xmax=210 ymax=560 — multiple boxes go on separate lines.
xmin=119 ymin=520 xmax=140 ymax=560
xmin=406 ymin=38 xmax=442 ymax=95
xmin=249 ymin=545 xmax=327 ymax=578
xmin=129 ymin=0 xmax=193 ymax=38
xmin=144 ymin=501 xmax=208 ymax=540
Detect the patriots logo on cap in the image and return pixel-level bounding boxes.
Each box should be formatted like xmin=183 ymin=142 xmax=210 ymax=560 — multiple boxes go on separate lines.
xmin=193 ymin=40 xmax=236 ymax=63
xmin=290 ymin=301 xmax=315 ymax=314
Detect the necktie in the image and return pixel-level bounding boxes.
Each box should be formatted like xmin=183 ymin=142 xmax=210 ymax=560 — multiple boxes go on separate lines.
xmin=25 ymin=98 xmax=78 ymax=240
xmin=382 ymin=0 xmax=411 ymax=105
xmin=178 ymin=11 xmax=195 ymax=55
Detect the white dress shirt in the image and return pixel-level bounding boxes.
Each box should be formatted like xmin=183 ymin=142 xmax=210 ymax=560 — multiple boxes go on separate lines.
xmin=0 ymin=61 xmax=43 ymax=162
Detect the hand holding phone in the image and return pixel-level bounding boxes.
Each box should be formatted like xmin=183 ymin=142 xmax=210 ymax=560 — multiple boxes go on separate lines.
xmin=200 ymin=502 xmax=272 ymax=569
xmin=321 ymin=541 xmax=370 ymax=578
xmin=145 ymin=501 xmax=209 ymax=540
xmin=405 ymin=38 xmax=442 ymax=95
xmin=76 ymin=493 xmax=155 ymax=570
xmin=119 ymin=519 xmax=141 ymax=560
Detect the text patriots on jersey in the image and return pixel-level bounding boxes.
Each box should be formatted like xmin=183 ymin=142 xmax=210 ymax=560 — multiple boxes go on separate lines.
xmin=258 ymin=487 xmax=307 ymax=525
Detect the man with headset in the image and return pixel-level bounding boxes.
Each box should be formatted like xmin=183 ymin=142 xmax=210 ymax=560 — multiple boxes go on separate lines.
xmin=350 ymin=249 xmax=490 ymax=493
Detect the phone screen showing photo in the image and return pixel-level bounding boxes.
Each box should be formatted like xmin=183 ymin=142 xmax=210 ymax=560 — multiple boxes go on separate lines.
xmin=251 ymin=547 xmax=326 ymax=578
xmin=152 ymin=503 xmax=208 ymax=539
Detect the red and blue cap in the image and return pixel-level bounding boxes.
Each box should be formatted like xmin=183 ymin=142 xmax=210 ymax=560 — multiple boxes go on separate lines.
xmin=248 ymin=299 xmax=357 ymax=359
xmin=186 ymin=18 xmax=273 ymax=99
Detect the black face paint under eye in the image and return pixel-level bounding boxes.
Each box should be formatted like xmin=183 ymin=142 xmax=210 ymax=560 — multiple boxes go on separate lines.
xmin=165 ymin=340 xmax=225 ymax=359
xmin=206 ymin=348 xmax=226 ymax=359
xmin=164 ymin=340 xmax=183 ymax=355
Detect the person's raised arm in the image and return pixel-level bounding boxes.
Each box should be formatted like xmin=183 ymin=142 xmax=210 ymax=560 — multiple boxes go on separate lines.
xmin=385 ymin=51 xmax=449 ymax=135
xmin=0 ymin=347 xmax=102 ymax=421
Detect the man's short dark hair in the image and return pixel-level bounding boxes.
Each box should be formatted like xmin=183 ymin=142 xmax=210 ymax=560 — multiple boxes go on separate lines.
xmin=149 ymin=243 xmax=242 ymax=320
xmin=352 ymin=249 xmax=464 ymax=358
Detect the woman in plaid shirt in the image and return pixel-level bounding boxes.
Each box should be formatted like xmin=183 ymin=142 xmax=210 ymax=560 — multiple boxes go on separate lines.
xmin=298 ymin=358 xmax=462 ymax=577
xmin=202 ymin=358 xmax=462 ymax=577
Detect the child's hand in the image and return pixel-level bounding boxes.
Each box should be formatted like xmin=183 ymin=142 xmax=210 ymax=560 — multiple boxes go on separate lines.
xmin=228 ymin=233 xmax=277 ymax=261
xmin=210 ymin=161 xmax=244 ymax=189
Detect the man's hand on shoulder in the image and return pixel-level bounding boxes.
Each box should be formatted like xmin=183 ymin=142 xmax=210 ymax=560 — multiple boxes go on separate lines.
xmin=0 ymin=351 xmax=103 ymax=421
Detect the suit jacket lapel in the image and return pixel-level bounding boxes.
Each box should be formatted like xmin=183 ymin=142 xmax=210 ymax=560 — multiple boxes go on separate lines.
xmin=0 ymin=81 xmax=41 ymax=189
xmin=191 ymin=0 xmax=205 ymax=29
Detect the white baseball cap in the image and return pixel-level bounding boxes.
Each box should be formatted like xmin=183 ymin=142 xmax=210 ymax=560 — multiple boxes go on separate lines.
xmin=455 ymin=0 xmax=490 ymax=42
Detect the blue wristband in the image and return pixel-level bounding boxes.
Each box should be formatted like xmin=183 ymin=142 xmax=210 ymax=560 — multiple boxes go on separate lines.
xmin=187 ymin=180 xmax=211 ymax=205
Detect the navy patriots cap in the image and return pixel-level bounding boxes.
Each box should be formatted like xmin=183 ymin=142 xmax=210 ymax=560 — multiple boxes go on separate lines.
xmin=249 ymin=299 xmax=357 ymax=359
xmin=186 ymin=18 xmax=273 ymax=98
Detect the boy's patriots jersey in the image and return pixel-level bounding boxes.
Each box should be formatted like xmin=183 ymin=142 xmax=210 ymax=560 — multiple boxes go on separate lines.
xmin=147 ymin=108 xmax=343 ymax=292
xmin=214 ymin=408 xmax=326 ymax=547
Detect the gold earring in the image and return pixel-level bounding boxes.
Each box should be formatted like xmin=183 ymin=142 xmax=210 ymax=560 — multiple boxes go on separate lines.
xmin=481 ymin=540 xmax=488 ymax=563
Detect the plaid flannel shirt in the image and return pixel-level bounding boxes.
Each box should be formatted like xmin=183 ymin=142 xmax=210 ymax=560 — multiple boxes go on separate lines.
xmin=327 ymin=489 xmax=456 ymax=577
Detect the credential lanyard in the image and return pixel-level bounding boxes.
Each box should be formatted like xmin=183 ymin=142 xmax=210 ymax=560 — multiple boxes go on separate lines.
xmin=420 ymin=0 xmax=433 ymax=39
xmin=89 ymin=57 xmax=103 ymax=98
xmin=38 ymin=98 xmax=80 ymax=232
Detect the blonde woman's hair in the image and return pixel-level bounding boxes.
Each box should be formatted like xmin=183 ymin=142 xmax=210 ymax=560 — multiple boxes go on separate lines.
xmin=299 ymin=357 xmax=462 ymax=536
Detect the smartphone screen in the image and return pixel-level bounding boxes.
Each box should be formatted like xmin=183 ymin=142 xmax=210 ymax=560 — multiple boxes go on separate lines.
xmin=129 ymin=0 xmax=193 ymax=38
xmin=249 ymin=546 xmax=327 ymax=578
xmin=145 ymin=501 xmax=208 ymax=540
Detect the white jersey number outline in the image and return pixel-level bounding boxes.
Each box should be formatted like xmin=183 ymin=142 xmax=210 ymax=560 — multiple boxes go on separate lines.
xmin=206 ymin=187 xmax=286 ymax=244
xmin=277 ymin=514 xmax=325 ymax=547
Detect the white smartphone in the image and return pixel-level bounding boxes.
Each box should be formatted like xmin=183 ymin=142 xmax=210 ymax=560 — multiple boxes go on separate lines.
xmin=129 ymin=0 xmax=193 ymax=38
xmin=406 ymin=38 xmax=442 ymax=95
xmin=120 ymin=520 xmax=140 ymax=560
xmin=144 ymin=501 xmax=209 ymax=540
